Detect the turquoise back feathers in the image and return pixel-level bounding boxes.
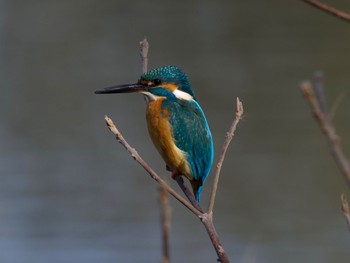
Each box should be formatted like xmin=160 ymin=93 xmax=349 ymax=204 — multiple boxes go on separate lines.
xmin=163 ymin=97 xmax=214 ymax=201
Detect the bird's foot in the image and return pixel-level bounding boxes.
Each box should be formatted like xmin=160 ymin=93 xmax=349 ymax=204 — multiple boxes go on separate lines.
xmin=171 ymin=171 xmax=180 ymax=180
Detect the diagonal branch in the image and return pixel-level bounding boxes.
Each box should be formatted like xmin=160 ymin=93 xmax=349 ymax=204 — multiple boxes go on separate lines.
xmin=300 ymin=81 xmax=350 ymax=186
xmin=302 ymin=0 xmax=350 ymax=23
xmin=208 ymin=98 xmax=244 ymax=216
xmin=341 ymin=193 xmax=350 ymax=231
xmin=104 ymin=115 xmax=202 ymax=218
xmin=301 ymin=73 xmax=350 ymax=232
xmin=329 ymin=91 xmax=347 ymax=121
xmin=200 ymin=213 xmax=228 ymax=262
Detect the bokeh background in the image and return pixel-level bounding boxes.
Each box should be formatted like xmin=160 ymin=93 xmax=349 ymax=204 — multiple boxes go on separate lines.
xmin=1 ymin=1 xmax=350 ymax=262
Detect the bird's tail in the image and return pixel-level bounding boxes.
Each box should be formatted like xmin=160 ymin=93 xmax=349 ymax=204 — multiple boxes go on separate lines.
xmin=191 ymin=180 xmax=203 ymax=203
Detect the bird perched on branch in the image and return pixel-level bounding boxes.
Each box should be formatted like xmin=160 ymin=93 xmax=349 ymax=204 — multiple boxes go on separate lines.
xmin=95 ymin=66 xmax=214 ymax=202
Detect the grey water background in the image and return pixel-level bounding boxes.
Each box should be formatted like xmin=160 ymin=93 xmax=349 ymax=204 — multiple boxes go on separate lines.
xmin=1 ymin=1 xmax=350 ymax=262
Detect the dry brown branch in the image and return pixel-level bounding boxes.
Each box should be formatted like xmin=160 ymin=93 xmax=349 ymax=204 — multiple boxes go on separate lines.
xmin=301 ymin=72 xmax=350 ymax=231
xmin=200 ymin=213 xmax=228 ymax=261
xmin=302 ymin=0 xmax=350 ymax=23
xmin=104 ymin=116 xmax=202 ymax=218
xmin=341 ymin=193 xmax=350 ymax=231
xmin=208 ymin=97 xmax=244 ymax=216
xmin=312 ymin=71 xmax=328 ymax=114
xmin=330 ymin=92 xmax=347 ymax=121
xmin=159 ymin=187 xmax=171 ymax=263
xmin=139 ymin=37 xmax=149 ymax=74
xmin=300 ymin=80 xmax=350 ymax=186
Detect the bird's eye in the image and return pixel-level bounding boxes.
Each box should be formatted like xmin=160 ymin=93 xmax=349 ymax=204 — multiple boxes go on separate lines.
xmin=153 ymin=78 xmax=162 ymax=86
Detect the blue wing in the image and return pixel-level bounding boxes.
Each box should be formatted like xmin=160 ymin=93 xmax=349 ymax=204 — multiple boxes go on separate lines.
xmin=163 ymin=99 xmax=214 ymax=201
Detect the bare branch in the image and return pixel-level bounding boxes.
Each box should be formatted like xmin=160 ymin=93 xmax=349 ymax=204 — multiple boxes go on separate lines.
xmin=159 ymin=187 xmax=171 ymax=263
xmin=330 ymin=91 xmax=347 ymax=121
xmin=201 ymin=213 xmax=229 ymax=263
xmin=301 ymin=74 xmax=350 ymax=232
xmin=104 ymin=115 xmax=202 ymax=218
xmin=300 ymin=81 xmax=350 ymax=186
xmin=302 ymin=0 xmax=350 ymax=23
xmin=312 ymin=71 xmax=328 ymax=115
xmin=208 ymin=98 xmax=243 ymax=216
xmin=341 ymin=193 xmax=350 ymax=231
xmin=139 ymin=37 xmax=149 ymax=74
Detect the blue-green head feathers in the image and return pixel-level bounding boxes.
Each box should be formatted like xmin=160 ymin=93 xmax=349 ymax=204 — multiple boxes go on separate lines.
xmin=139 ymin=66 xmax=196 ymax=100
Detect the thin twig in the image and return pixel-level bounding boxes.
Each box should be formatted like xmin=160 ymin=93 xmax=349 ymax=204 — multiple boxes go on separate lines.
xmin=300 ymin=81 xmax=350 ymax=186
xmin=312 ymin=71 xmax=328 ymax=115
xmin=302 ymin=0 xmax=350 ymax=23
xmin=159 ymin=187 xmax=171 ymax=263
xmin=104 ymin=116 xmax=202 ymax=217
xmin=208 ymin=98 xmax=244 ymax=216
xmin=341 ymin=193 xmax=350 ymax=231
xmin=330 ymin=91 xmax=347 ymax=121
xmin=139 ymin=37 xmax=149 ymax=74
xmin=301 ymin=74 xmax=350 ymax=231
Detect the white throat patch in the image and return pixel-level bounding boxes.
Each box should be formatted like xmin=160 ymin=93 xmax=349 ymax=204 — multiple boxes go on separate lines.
xmin=173 ymin=89 xmax=193 ymax=101
xmin=141 ymin=91 xmax=163 ymax=102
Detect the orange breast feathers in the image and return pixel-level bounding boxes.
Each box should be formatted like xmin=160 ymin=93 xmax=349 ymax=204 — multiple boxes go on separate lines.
xmin=146 ymin=99 xmax=192 ymax=179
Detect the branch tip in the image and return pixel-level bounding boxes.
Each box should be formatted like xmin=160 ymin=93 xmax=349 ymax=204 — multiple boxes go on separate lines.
xmin=302 ymin=72 xmax=350 ymax=231
xmin=300 ymin=81 xmax=313 ymax=96
xmin=341 ymin=193 xmax=350 ymax=213
xmin=139 ymin=37 xmax=149 ymax=73
xmin=236 ymin=97 xmax=243 ymax=117
xmin=104 ymin=115 xmax=119 ymax=134
xmin=341 ymin=193 xmax=350 ymax=231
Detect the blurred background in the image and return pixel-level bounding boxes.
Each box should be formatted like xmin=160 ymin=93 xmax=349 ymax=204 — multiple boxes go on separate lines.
xmin=1 ymin=0 xmax=350 ymax=262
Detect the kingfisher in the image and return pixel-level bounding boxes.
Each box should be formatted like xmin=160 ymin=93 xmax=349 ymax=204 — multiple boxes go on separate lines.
xmin=95 ymin=66 xmax=214 ymax=203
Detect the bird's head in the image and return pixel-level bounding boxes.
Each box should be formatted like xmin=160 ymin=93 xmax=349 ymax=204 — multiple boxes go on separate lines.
xmin=95 ymin=66 xmax=196 ymax=101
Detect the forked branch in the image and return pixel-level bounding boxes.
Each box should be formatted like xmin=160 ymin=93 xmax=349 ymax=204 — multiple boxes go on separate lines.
xmin=301 ymin=72 xmax=350 ymax=230
xmin=300 ymin=80 xmax=350 ymax=185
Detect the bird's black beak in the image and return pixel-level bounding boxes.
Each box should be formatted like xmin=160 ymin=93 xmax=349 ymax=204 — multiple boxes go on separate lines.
xmin=95 ymin=83 xmax=148 ymax=94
